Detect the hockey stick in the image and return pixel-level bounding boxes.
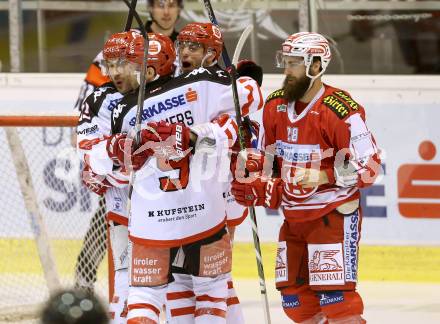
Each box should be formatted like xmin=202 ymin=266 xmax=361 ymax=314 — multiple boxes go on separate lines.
xmin=229 ymin=66 xmax=272 ymax=324
xmin=5 ymin=128 xmax=61 ymax=293
xmin=202 ymin=2 xmax=271 ymax=323
xmin=124 ymin=0 xmax=138 ymax=31
xmin=232 ymin=25 xmax=253 ymax=65
xmin=121 ymin=0 xmax=149 ymax=211
xmin=202 ymin=0 xmax=232 ymax=67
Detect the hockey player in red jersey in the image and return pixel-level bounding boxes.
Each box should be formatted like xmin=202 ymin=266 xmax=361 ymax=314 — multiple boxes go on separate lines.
xmin=231 ymin=32 xmax=381 ymax=323
xmin=77 ymin=30 xmax=176 ymax=323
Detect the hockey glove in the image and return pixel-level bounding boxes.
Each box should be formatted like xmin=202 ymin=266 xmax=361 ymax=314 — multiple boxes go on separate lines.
xmin=82 ymin=164 xmax=112 ymax=196
xmin=140 ymin=121 xmax=192 ymax=160
xmin=231 ymin=177 xmax=283 ymax=209
xmin=334 ymin=160 xmax=359 ymax=187
xmin=106 ymin=133 xmax=152 ymax=171
xmin=236 ymin=60 xmax=263 ymax=87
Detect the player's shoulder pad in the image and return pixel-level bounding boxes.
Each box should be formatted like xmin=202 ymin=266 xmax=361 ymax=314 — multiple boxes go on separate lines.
xmin=321 ymin=86 xmax=363 ymax=120
xmin=81 ymin=82 xmax=117 ymax=117
xmin=111 ymin=89 xmax=139 ymax=134
xmin=265 ymin=88 xmax=285 ymax=104
xmin=86 ymin=82 xmax=117 ymax=106
xmin=176 ymin=66 xmax=231 ymax=86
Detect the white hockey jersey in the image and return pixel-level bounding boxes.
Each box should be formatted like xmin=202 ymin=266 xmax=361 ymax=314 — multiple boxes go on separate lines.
xmin=112 ymin=66 xmax=263 ymax=246
xmin=76 ymin=82 xmax=131 ymax=225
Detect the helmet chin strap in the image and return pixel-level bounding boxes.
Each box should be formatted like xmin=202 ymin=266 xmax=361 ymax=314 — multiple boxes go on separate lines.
xmin=304 ymin=62 xmax=325 ymax=95
xmin=201 ymin=50 xmax=217 ymax=68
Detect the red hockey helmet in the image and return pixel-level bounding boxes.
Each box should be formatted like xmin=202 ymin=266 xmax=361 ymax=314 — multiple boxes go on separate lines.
xmin=276 ymin=32 xmax=331 ymax=78
xmin=126 ymin=32 xmax=176 ymax=77
xmin=103 ymin=30 xmax=140 ymax=61
xmin=177 ymin=22 xmax=223 ymax=60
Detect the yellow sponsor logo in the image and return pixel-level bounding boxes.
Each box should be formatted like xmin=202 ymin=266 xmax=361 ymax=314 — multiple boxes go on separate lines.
xmin=266 ymin=89 xmax=284 ymax=103
xmin=323 ymin=95 xmax=349 ymax=119
xmin=334 ymin=91 xmax=359 ymax=110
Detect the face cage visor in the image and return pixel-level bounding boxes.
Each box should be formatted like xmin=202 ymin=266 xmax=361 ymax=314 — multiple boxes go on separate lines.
xmin=275 ymin=51 xmax=307 ymax=69
xmin=101 ymin=58 xmax=139 ymax=77
xmin=175 ymin=40 xmax=204 ymax=54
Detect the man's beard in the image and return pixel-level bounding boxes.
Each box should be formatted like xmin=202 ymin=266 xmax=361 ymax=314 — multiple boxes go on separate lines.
xmin=283 ymin=75 xmax=311 ymax=102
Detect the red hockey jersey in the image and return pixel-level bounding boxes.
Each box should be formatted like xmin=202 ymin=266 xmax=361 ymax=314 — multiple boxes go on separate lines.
xmin=261 ymin=84 xmax=381 ymax=222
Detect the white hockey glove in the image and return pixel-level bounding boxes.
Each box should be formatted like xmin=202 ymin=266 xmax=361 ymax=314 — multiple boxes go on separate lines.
xmin=334 ymin=160 xmax=359 ymax=187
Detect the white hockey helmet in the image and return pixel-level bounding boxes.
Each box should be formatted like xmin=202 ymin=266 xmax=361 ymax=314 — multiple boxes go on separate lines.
xmin=276 ymin=32 xmax=331 ymax=79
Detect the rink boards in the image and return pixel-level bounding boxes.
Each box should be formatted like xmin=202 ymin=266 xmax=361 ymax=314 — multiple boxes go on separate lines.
xmin=0 ymin=73 xmax=439 ymax=245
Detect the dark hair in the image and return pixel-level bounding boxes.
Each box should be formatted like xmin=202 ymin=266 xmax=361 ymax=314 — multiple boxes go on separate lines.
xmin=148 ymin=0 xmax=183 ymax=8
xmin=41 ymin=289 xmax=108 ymax=324
xmin=312 ymin=56 xmax=323 ymax=72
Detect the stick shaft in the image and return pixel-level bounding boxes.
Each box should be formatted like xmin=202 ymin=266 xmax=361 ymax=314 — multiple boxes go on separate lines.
xmin=232 ymin=25 xmax=253 ymax=65
xmin=124 ymin=0 xmax=138 ymax=31
xmin=202 ymin=0 xmax=232 ymax=67
xmin=201 ymin=3 xmax=271 ymax=322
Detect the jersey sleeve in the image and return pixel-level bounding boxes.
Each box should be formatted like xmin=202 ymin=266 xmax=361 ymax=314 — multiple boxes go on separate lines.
xmin=225 ymin=189 xmax=248 ymax=227
xmin=323 ymin=92 xmax=381 ymax=188
xmin=76 ymin=87 xmax=116 ymax=177
xmin=193 ymin=76 xmax=263 ymax=151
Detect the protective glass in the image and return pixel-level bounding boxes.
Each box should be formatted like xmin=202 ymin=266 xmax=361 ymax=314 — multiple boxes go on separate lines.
xmin=152 ymin=0 xmax=179 ymax=9
xmin=275 ymin=51 xmax=305 ymax=69
xmin=176 ymin=41 xmax=204 ymax=53
xmin=101 ymin=59 xmax=137 ymax=76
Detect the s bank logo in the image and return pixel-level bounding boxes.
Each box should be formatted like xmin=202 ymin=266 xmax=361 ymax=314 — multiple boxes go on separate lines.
xmin=398 ymin=140 xmax=440 ymax=218
xmin=129 ymin=88 xmax=198 ymax=126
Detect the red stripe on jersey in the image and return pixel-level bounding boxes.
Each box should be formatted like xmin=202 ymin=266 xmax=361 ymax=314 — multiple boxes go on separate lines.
xmin=241 ymin=85 xmax=255 ymax=117
xmin=127 ymin=317 xmax=157 ymax=324
xmin=170 ymin=306 xmax=196 ymax=317
xmin=107 ymin=212 xmax=128 ymax=226
xmin=78 ymin=138 xmax=106 ymax=150
xmin=167 ymin=290 xmax=195 ymax=300
xmin=129 ymin=219 xmax=226 ymax=247
xmin=195 ymin=295 xmax=226 ymax=303
xmin=227 ymin=297 xmax=240 ymax=306
xmin=127 ymin=303 xmax=161 ymax=315
xmin=194 ymin=308 xmax=226 ymax=318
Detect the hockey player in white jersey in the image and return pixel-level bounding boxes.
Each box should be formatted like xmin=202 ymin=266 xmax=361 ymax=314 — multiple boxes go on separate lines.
xmin=169 ymin=22 xmax=260 ymax=324
xmin=77 ymin=30 xmax=177 ymax=323
xmin=105 ymin=22 xmax=263 ymax=324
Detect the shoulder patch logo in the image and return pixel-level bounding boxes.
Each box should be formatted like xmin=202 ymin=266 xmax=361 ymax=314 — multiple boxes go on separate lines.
xmin=323 ymin=95 xmax=349 ymax=119
xmin=185 ymin=88 xmax=198 ymax=102
xmin=334 ymin=90 xmax=359 ymax=110
xmin=184 ymin=67 xmax=211 ymax=78
xmin=277 ymin=104 xmax=287 ymax=112
xmin=216 ymin=70 xmax=227 ymax=78
xmin=93 ymin=86 xmax=112 ymax=103
xmin=265 ymin=89 xmax=284 ymax=103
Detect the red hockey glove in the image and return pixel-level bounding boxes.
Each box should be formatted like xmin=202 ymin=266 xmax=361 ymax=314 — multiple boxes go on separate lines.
xmin=231 ymin=177 xmax=283 ymax=209
xmin=81 ymin=164 xmax=112 ymax=196
xmin=232 ymin=148 xmax=276 ymax=183
xmin=233 ymin=149 xmax=264 ymax=179
xmin=106 ymin=133 xmax=152 ymax=171
xmin=140 ymin=121 xmax=192 ymax=160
